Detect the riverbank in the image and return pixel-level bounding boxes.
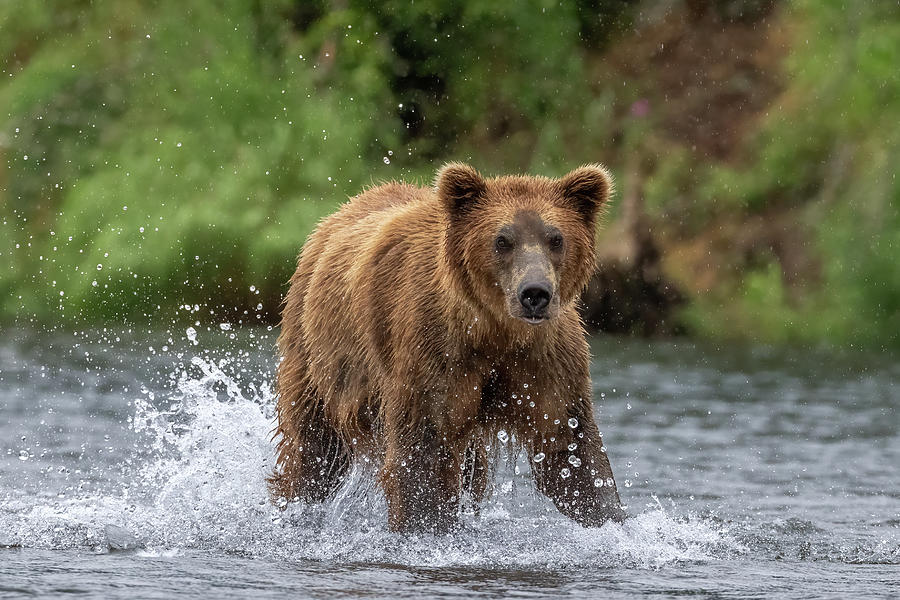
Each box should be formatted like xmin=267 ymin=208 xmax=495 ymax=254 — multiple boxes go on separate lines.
xmin=2 ymin=1 xmax=898 ymax=348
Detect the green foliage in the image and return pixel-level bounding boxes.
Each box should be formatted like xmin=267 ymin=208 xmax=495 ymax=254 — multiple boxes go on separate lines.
xmin=2 ymin=1 xmax=401 ymax=322
xmin=2 ymin=0 xmax=898 ymax=349
xmin=691 ymin=0 xmax=900 ymax=348
xmin=2 ymin=0 xmax=614 ymax=324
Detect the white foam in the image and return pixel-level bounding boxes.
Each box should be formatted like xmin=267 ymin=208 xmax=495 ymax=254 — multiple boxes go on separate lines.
xmin=0 ymin=352 xmax=741 ymax=567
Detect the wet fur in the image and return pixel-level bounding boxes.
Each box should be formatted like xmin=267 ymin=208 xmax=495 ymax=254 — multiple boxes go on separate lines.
xmin=269 ymin=164 xmax=626 ymax=532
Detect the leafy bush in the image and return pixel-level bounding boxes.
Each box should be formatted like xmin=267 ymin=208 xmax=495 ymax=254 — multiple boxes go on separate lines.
xmin=2 ymin=0 xmax=898 ymax=349
xmin=674 ymin=0 xmax=900 ymax=347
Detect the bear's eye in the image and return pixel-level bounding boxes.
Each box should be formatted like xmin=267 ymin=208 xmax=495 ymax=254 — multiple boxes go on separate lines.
xmin=495 ymin=235 xmax=512 ymax=252
xmin=548 ymin=233 xmax=564 ymax=249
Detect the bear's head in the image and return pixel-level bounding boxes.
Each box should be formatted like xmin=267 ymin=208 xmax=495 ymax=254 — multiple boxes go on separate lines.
xmin=437 ymin=162 xmax=612 ymax=328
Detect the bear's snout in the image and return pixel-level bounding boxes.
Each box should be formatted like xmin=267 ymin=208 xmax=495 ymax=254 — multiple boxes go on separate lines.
xmin=517 ymin=281 xmax=552 ymax=322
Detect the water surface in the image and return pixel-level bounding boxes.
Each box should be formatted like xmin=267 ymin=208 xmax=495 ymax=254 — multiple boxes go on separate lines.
xmin=1 ymin=326 xmax=897 ymax=598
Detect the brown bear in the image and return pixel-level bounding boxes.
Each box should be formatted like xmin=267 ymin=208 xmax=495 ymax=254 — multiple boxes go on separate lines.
xmin=269 ymin=163 xmax=626 ymax=533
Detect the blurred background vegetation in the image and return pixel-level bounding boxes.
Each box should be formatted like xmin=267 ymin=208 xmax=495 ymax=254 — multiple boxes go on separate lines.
xmin=2 ymin=0 xmax=898 ymax=348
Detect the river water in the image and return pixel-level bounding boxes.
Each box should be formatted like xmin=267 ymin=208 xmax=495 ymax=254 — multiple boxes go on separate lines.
xmin=0 ymin=326 xmax=897 ymax=598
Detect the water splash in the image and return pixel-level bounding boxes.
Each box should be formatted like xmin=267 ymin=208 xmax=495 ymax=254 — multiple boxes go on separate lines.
xmin=5 ymin=337 xmax=880 ymax=569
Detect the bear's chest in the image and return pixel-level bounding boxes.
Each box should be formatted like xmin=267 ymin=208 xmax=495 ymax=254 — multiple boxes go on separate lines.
xmin=474 ymin=360 xmax=549 ymax=424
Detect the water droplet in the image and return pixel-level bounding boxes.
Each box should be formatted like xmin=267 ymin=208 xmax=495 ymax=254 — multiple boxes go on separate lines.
xmin=96 ymin=264 xmax=103 ymax=270
xmin=606 ymin=477 xmax=614 ymax=487
xmin=496 ymin=430 xmax=509 ymax=444
xmin=626 ymin=403 xmax=632 ymax=410
xmin=186 ymin=326 xmax=198 ymax=345
xmin=568 ymin=417 xmax=579 ymax=429
xmin=594 ymin=477 xmax=604 ymax=487
xmin=624 ymin=479 xmax=633 ymax=488
xmin=383 ymin=156 xmax=390 ymax=164
xmin=532 ymin=452 xmax=545 ymax=463
xmin=560 ymin=468 xmax=571 ymax=479
xmin=568 ymin=455 xmax=581 ymax=467
xmin=219 ymin=323 xmax=231 ymax=331
xmin=18 ymin=450 xmax=29 ymax=461
xmin=567 ymin=442 xmax=577 ymax=451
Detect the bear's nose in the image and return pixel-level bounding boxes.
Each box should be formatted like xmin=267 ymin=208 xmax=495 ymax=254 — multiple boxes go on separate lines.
xmin=518 ymin=283 xmax=551 ymax=314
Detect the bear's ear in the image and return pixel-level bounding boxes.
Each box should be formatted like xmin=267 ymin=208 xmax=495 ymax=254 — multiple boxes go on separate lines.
xmin=556 ymin=164 xmax=613 ymax=224
xmin=435 ymin=162 xmax=487 ymax=216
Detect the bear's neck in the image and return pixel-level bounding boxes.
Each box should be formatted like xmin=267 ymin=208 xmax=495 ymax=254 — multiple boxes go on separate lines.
xmin=443 ymin=294 xmax=559 ymax=355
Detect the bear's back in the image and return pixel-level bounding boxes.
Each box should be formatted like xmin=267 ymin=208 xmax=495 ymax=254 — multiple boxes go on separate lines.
xmin=332 ymin=181 xmax=427 ymax=224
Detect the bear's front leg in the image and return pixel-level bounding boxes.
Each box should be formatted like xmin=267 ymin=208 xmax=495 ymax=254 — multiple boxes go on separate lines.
xmin=531 ymin=406 xmax=626 ymax=527
xmin=380 ymin=421 xmax=465 ymax=534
